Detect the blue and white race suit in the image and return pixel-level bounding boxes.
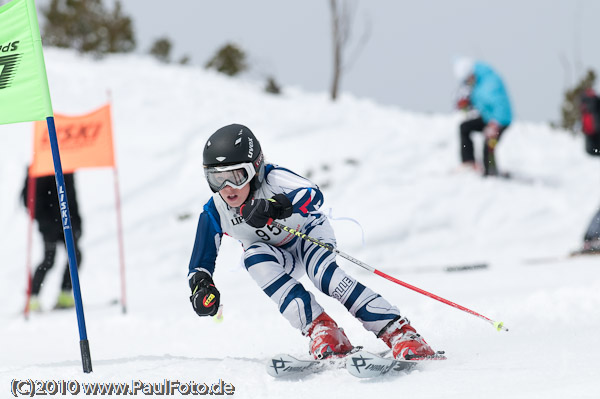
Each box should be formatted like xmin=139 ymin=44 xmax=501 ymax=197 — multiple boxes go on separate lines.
xmin=188 ymin=164 xmax=401 ymax=335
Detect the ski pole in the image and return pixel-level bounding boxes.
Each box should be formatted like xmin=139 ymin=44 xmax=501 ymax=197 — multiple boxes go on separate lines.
xmin=213 ymin=304 xmax=224 ymax=323
xmin=269 ymin=221 xmax=508 ymax=332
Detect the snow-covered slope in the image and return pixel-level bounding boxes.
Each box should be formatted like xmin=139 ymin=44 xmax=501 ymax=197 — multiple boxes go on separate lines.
xmin=1 ymin=49 xmax=599 ymax=398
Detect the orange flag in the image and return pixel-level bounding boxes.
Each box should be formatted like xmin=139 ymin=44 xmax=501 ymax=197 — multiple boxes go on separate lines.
xmin=29 ymin=104 xmax=115 ymax=177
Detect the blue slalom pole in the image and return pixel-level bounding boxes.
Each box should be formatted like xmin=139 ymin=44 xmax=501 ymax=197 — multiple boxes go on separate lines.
xmin=46 ymin=116 xmax=93 ymax=373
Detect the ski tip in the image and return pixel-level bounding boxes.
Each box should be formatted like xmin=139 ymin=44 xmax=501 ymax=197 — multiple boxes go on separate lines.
xmin=266 ymin=353 xmax=319 ymax=378
xmin=345 ymin=350 xmax=447 ymax=378
xmin=345 ymin=351 xmax=401 ymax=378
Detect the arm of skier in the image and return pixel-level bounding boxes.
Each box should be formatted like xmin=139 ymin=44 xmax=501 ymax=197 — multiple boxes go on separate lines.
xmin=188 ymin=200 xmax=222 ymax=317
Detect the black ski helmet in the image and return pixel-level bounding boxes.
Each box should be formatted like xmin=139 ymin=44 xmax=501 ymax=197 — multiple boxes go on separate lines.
xmin=203 ymin=124 xmax=265 ymax=192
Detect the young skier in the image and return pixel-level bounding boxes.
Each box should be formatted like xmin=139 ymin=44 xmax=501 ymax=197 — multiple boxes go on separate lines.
xmin=187 ymin=124 xmax=437 ymax=360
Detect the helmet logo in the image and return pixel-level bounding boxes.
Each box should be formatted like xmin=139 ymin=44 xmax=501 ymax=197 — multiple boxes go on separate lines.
xmin=254 ymin=152 xmax=263 ymax=168
xmin=216 ymin=156 xmax=226 ymax=162
xmin=248 ymin=138 xmax=254 ymax=158
xmin=234 ymin=137 xmax=242 ymax=146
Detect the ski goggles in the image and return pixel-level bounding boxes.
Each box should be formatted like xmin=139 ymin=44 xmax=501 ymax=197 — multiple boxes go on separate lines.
xmin=204 ymin=163 xmax=256 ymax=192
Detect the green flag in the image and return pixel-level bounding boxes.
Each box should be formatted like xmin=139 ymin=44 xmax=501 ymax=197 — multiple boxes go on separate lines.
xmin=0 ymin=0 xmax=53 ymax=125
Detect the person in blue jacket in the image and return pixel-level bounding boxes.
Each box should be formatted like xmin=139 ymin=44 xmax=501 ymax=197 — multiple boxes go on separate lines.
xmin=186 ymin=124 xmax=439 ymax=361
xmin=453 ymin=58 xmax=513 ymax=176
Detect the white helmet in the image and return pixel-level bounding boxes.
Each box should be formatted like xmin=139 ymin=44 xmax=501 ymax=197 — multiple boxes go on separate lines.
xmin=453 ymin=57 xmax=475 ymax=82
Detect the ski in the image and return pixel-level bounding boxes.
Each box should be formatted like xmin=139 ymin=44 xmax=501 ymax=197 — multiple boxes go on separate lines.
xmin=267 ymin=347 xmax=446 ymax=378
xmin=524 ymin=249 xmax=600 ymax=265
xmin=345 ymin=350 xmax=446 ymax=378
xmin=266 ymin=354 xmax=322 ymax=378
xmin=398 ymin=262 xmax=488 ymax=274
xmin=443 ymin=262 xmax=488 ymax=272
xmin=266 ymin=346 xmax=365 ymax=378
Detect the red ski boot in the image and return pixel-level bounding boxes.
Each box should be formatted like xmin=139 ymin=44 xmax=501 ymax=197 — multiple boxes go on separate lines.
xmin=305 ymin=312 xmax=353 ymax=360
xmin=380 ymin=318 xmax=435 ymax=360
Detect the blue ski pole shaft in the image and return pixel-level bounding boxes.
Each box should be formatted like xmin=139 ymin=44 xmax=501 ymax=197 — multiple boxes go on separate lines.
xmin=46 ymin=116 xmax=93 ymax=373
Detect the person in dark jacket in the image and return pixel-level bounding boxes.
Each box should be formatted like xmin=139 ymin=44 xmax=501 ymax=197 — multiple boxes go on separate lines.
xmin=579 ymin=89 xmax=600 ymax=253
xmin=22 ymin=172 xmax=83 ymax=310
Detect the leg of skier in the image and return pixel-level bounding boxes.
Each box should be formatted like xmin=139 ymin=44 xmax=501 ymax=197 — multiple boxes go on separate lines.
xmin=483 ymin=125 xmax=507 ymax=177
xmin=29 ymin=239 xmax=58 ymax=311
xmin=56 ymin=235 xmax=82 ymax=309
xmin=297 ymin=214 xmax=435 ymax=360
xmin=243 ymin=241 xmax=352 ymax=359
xmin=460 ymin=116 xmax=486 ymax=171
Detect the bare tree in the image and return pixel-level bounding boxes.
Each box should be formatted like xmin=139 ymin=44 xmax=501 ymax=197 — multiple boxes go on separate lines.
xmin=329 ymin=0 xmax=370 ymax=101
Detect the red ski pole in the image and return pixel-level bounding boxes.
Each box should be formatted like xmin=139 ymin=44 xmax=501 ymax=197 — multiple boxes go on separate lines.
xmin=269 ymin=221 xmax=508 ymax=332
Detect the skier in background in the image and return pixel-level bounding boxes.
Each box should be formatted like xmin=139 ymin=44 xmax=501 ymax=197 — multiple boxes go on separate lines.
xmin=453 ymin=57 xmax=513 ymax=176
xmin=187 ymin=124 xmax=440 ymax=361
xmin=22 ymin=172 xmax=83 ymax=311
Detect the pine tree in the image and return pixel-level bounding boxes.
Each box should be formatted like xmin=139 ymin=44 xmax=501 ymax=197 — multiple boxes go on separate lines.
xmin=205 ymin=43 xmax=248 ymax=76
xmin=102 ymin=1 xmax=136 ymax=53
xmin=560 ymin=69 xmax=596 ymax=133
xmin=149 ymin=37 xmax=172 ymax=63
xmin=265 ymin=76 xmax=281 ymax=95
xmin=41 ymin=0 xmax=135 ymax=55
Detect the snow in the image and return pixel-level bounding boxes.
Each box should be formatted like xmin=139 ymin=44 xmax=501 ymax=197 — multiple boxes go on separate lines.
xmin=1 ymin=48 xmax=600 ymax=398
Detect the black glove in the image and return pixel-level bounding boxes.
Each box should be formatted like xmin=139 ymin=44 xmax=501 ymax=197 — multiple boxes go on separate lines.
xmin=189 ymin=271 xmax=220 ymax=317
xmin=240 ymin=194 xmax=293 ymax=228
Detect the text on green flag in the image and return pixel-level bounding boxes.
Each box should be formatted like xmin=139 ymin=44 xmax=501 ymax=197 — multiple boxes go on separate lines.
xmin=0 ymin=0 xmax=53 ymax=125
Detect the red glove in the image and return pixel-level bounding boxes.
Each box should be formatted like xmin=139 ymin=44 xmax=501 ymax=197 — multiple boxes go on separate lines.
xmin=456 ymin=97 xmax=470 ymax=110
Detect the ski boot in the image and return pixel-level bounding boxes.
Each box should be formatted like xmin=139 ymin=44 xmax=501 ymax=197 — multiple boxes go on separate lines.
xmin=55 ymin=290 xmax=75 ymax=309
xmin=305 ymin=312 xmax=353 ymax=360
xmin=29 ymin=295 xmax=41 ymax=312
xmin=380 ymin=318 xmax=435 ymax=360
xmin=583 ymin=239 xmax=600 ymax=254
